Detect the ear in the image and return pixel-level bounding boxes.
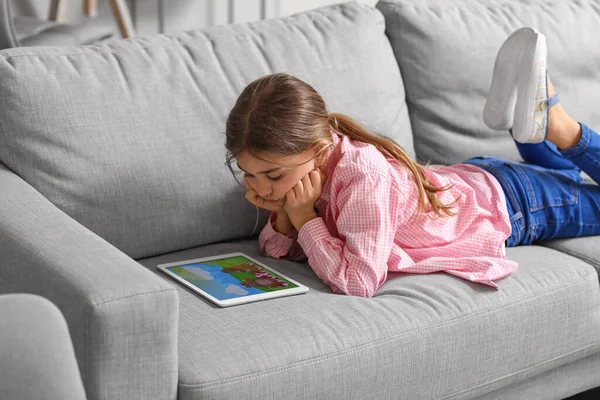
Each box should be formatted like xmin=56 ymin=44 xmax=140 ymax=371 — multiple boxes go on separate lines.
xmin=315 ymin=154 xmax=325 ymax=168
xmin=314 ymin=143 xmax=330 ymax=167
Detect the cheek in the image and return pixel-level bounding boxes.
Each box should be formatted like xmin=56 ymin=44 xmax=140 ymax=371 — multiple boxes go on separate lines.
xmin=275 ymin=177 xmax=299 ymax=196
xmin=286 ymin=168 xmax=312 ymax=187
xmin=274 ymin=181 xmax=292 ymax=195
xmin=276 ymin=166 xmax=315 ymax=195
xmin=242 ymin=176 xmax=254 ymax=190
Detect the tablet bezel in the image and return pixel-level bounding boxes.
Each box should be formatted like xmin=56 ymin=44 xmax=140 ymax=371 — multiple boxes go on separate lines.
xmin=157 ymin=252 xmax=308 ymax=307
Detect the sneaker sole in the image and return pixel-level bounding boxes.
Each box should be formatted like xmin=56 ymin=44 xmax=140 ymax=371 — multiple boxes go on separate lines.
xmin=512 ymin=32 xmax=546 ymax=143
xmin=483 ymin=27 xmax=538 ymax=132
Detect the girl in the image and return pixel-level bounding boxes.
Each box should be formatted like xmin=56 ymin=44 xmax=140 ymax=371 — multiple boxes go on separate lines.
xmin=224 ymin=27 xmax=600 ymax=298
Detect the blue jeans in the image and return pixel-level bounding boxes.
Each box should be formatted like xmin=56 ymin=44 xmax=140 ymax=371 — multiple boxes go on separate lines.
xmin=464 ymin=123 xmax=600 ymax=247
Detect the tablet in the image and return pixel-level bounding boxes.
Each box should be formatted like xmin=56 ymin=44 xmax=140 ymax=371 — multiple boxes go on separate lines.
xmin=157 ymin=252 xmax=308 ymax=307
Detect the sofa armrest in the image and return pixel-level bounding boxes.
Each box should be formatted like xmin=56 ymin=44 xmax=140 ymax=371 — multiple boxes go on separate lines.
xmin=0 ymin=165 xmax=178 ymax=400
xmin=0 ymin=294 xmax=87 ymax=400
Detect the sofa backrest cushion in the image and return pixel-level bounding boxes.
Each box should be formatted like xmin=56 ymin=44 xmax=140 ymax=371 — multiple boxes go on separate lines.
xmin=0 ymin=2 xmax=413 ymax=259
xmin=377 ymin=0 xmax=600 ymax=165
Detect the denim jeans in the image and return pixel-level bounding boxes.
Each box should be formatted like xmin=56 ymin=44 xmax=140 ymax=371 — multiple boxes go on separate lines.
xmin=464 ymin=123 xmax=600 ymax=247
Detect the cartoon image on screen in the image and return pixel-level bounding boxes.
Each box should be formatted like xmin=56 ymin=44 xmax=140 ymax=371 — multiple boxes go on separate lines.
xmin=167 ymin=255 xmax=298 ymax=301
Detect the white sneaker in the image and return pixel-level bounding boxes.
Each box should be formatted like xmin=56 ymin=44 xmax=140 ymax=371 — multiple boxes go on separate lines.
xmin=483 ymin=27 xmax=559 ymax=144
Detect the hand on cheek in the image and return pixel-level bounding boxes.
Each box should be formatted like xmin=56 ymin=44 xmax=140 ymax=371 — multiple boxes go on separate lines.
xmin=283 ymin=168 xmax=324 ymax=231
xmin=243 ymin=176 xmax=284 ymax=212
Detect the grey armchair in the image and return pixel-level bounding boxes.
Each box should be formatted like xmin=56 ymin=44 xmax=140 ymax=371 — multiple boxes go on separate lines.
xmin=0 ymin=0 xmax=113 ymax=49
xmin=0 ymin=294 xmax=87 ymax=400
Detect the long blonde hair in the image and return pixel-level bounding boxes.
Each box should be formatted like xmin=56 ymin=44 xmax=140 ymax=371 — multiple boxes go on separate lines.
xmin=225 ymin=73 xmax=457 ymax=217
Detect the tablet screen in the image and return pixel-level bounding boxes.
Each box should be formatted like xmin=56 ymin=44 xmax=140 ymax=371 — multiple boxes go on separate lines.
xmin=165 ymin=255 xmax=299 ymax=301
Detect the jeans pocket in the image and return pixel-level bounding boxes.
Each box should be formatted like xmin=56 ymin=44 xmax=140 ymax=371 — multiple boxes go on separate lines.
xmin=506 ymin=162 xmax=579 ymax=212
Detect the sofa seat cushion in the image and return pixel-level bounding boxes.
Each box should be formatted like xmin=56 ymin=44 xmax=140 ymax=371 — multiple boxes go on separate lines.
xmin=377 ymin=0 xmax=600 ymax=165
xmin=0 ymin=2 xmax=413 ymax=260
xmin=543 ymin=237 xmax=600 ymax=280
xmin=138 ymin=242 xmax=600 ymax=400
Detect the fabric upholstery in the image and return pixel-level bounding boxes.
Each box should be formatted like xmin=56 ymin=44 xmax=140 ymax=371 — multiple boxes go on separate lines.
xmin=0 ymin=1 xmax=412 ymax=260
xmin=543 ymin=236 xmax=600 ymax=279
xmin=1 ymin=1 xmax=599 ymax=399
xmin=0 ymin=164 xmax=179 ymax=400
xmin=0 ymin=294 xmax=87 ymax=400
xmin=377 ymin=0 xmax=600 ymax=165
xmin=139 ymin=241 xmax=600 ymax=400
xmin=477 ymin=353 xmax=600 ymax=400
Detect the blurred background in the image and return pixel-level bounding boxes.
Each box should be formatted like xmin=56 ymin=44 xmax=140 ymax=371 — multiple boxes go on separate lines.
xmin=10 ymin=0 xmax=378 ymax=38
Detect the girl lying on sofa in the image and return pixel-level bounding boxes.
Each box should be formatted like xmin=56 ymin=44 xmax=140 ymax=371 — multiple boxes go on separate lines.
xmin=224 ymin=27 xmax=600 ymax=297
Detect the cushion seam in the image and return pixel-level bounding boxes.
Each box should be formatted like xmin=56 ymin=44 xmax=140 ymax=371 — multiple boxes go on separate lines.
xmin=178 ymin=272 xmax=597 ymax=389
xmin=540 ymin=243 xmax=600 ymax=269
xmin=91 ymin=287 xmax=177 ymax=308
xmin=438 ymin=342 xmax=600 ymax=400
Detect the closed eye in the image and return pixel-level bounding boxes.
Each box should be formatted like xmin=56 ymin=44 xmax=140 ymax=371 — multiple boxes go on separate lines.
xmin=243 ymin=172 xmax=284 ymax=181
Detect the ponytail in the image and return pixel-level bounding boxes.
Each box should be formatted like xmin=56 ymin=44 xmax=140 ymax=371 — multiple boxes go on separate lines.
xmin=328 ymin=112 xmax=457 ymax=217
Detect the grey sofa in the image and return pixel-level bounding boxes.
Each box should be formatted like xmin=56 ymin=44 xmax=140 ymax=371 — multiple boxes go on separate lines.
xmin=0 ymin=1 xmax=598 ymax=399
xmin=0 ymin=294 xmax=87 ymax=400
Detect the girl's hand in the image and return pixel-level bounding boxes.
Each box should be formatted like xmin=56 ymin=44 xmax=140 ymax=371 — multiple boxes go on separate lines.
xmin=244 ymin=177 xmax=285 ymax=213
xmin=283 ymin=169 xmax=324 ymax=231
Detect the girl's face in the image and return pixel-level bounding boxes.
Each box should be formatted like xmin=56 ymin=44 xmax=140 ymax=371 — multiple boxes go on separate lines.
xmin=236 ymin=146 xmax=327 ymax=204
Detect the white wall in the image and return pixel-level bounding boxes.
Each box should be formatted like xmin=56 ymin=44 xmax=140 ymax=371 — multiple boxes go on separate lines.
xmin=11 ymin=0 xmax=378 ymax=37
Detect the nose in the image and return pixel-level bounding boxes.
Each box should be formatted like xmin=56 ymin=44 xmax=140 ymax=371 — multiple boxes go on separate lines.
xmin=255 ymin=180 xmax=273 ymax=199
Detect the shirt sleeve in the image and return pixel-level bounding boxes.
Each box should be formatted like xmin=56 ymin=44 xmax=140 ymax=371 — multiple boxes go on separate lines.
xmin=297 ymin=171 xmax=403 ymax=298
xmin=258 ymin=212 xmax=307 ymax=261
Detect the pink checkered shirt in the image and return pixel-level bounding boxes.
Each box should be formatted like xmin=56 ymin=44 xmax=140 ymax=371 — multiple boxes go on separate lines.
xmin=259 ymin=130 xmax=518 ymax=297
